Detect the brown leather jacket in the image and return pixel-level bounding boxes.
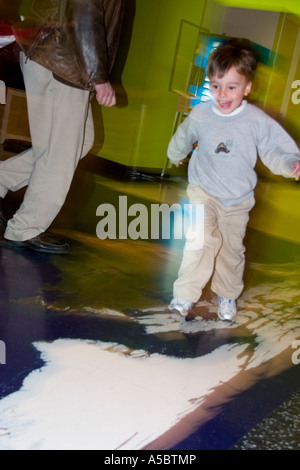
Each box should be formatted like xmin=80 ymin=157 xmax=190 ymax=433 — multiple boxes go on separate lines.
xmin=12 ymin=0 xmax=124 ymax=89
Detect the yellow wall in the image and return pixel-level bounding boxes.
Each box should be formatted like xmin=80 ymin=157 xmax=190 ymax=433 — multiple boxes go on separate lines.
xmin=93 ymin=0 xmax=206 ymax=171
xmin=217 ymin=0 xmax=300 ymax=16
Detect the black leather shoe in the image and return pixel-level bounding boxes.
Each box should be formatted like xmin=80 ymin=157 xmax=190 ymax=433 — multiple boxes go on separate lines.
xmin=0 ymin=198 xmax=8 ymax=228
xmin=5 ymin=234 xmax=70 ymax=254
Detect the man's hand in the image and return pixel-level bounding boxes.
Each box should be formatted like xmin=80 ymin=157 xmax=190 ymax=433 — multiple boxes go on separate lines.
xmin=94 ymin=82 xmax=116 ymax=107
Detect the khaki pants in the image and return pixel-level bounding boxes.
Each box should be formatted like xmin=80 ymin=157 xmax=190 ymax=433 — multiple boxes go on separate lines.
xmin=0 ymin=53 xmax=94 ymax=241
xmin=174 ymin=184 xmax=255 ymax=302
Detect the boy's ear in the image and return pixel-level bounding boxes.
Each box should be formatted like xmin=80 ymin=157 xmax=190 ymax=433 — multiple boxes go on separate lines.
xmin=244 ymin=81 xmax=252 ymax=96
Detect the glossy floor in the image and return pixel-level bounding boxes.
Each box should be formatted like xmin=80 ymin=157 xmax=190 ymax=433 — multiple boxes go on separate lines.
xmin=0 ymin=158 xmax=299 ymax=450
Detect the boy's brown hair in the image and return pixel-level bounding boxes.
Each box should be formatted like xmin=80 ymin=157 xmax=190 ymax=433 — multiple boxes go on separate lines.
xmin=207 ymin=39 xmax=258 ymax=81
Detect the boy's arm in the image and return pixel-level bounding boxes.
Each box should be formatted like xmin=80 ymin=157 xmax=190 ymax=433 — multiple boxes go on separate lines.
xmin=167 ymin=117 xmax=197 ymax=166
xmin=257 ymin=118 xmax=300 ymax=179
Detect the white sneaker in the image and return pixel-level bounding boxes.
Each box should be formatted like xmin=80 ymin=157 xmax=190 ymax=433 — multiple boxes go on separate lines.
xmin=169 ymin=298 xmax=194 ymax=317
xmin=217 ymin=296 xmax=237 ymax=321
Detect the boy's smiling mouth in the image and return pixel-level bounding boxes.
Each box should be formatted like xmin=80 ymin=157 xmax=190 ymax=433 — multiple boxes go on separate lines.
xmin=218 ymin=100 xmax=232 ymax=111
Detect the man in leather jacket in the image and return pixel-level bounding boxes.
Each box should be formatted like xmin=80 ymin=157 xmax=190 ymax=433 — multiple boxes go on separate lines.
xmin=0 ymin=0 xmax=124 ymax=253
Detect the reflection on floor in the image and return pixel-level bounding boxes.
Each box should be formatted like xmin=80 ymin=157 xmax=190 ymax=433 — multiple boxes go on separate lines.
xmin=0 ymin=155 xmax=299 ymax=450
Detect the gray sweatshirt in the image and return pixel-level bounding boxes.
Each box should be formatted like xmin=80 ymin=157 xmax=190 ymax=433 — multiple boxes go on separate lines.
xmin=168 ymin=101 xmax=300 ymax=206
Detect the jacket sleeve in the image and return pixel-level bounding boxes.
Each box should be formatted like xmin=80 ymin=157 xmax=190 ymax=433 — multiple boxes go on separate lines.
xmin=66 ymin=0 xmax=110 ymax=87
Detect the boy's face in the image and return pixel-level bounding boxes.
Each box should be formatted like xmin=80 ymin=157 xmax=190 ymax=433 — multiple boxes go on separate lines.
xmin=209 ymin=66 xmax=252 ymax=115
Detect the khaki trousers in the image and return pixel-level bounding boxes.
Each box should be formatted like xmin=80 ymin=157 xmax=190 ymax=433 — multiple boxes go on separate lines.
xmin=174 ymin=184 xmax=255 ymax=302
xmin=0 ymin=53 xmax=94 ymax=241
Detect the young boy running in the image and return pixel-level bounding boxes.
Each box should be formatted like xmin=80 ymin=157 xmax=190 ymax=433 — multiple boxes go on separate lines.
xmin=168 ymin=39 xmax=300 ymax=321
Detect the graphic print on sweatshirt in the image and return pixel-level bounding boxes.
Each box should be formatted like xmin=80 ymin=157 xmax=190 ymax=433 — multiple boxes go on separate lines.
xmin=211 ymin=138 xmax=234 ymax=158
xmin=215 ymin=142 xmax=231 ymax=154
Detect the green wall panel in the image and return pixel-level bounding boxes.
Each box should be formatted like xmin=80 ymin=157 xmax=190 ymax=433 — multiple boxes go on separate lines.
xmin=95 ymin=0 xmax=206 ymax=171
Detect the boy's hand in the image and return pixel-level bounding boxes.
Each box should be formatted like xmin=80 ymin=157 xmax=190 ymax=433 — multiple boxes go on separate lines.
xmin=290 ymin=162 xmax=300 ymax=181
